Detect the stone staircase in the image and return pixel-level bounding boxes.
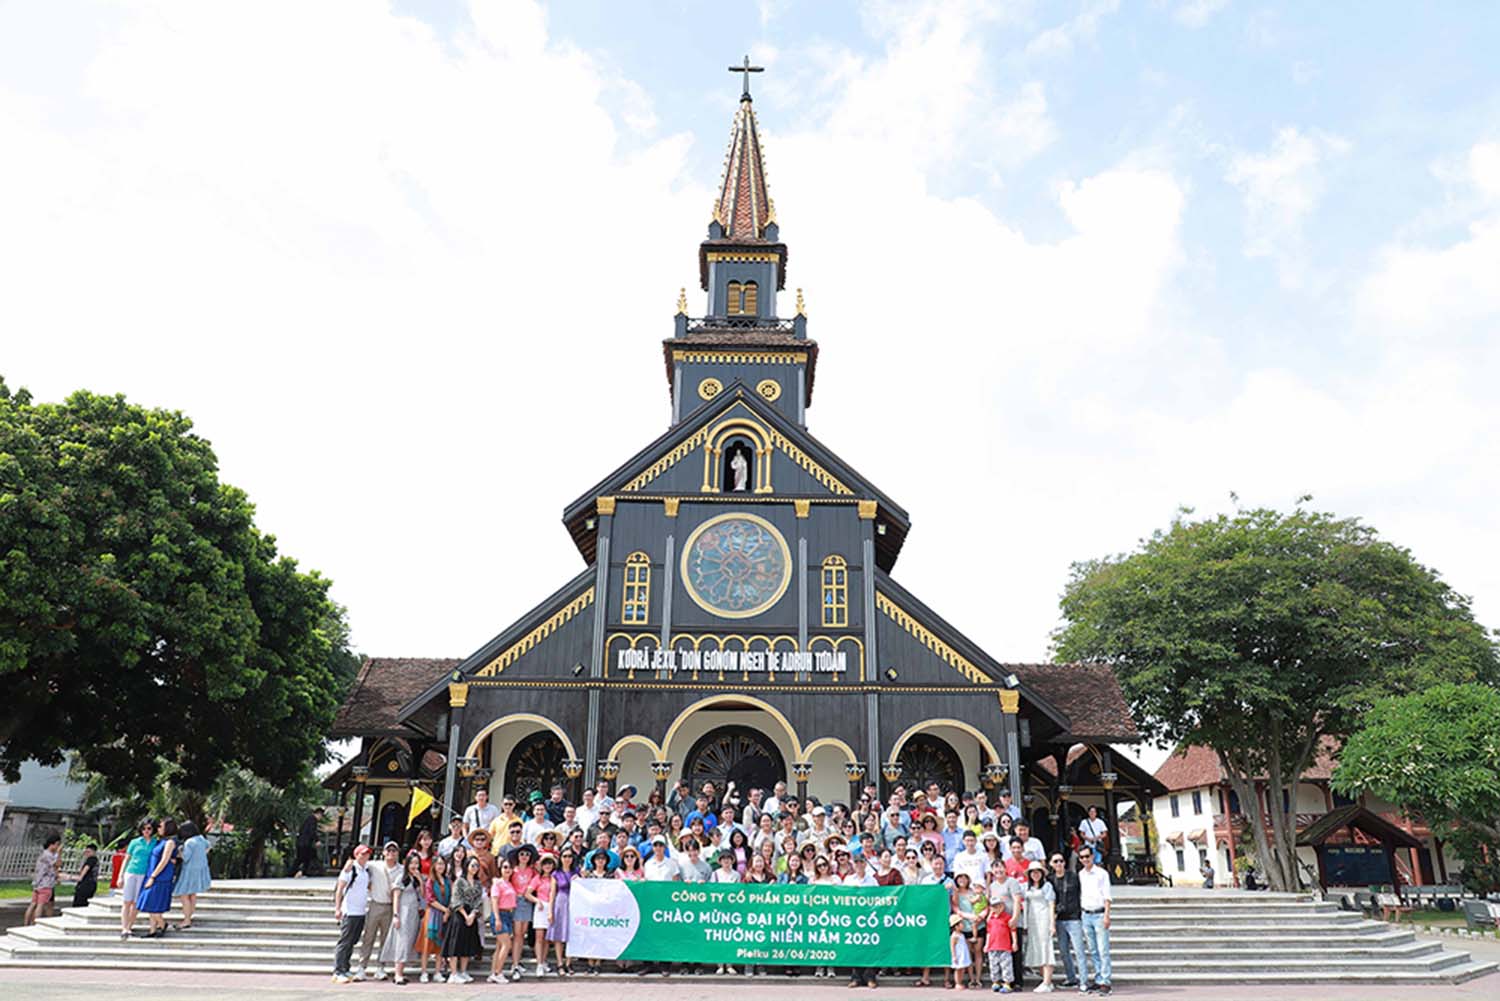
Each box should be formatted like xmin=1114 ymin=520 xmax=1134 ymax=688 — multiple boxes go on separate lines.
xmin=0 ymin=881 xmax=1493 ymax=984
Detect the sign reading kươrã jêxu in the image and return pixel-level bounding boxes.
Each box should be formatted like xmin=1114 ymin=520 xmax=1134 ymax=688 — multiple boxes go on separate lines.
xmin=568 ymin=880 xmax=950 ymax=968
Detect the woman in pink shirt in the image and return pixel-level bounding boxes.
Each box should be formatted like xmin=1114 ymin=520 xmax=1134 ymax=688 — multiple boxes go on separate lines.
xmin=487 ymin=858 xmax=518 ymax=983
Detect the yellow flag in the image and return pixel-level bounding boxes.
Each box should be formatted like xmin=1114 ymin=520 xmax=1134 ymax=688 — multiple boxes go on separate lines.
xmin=407 ymin=787 xmax=434 ymax=830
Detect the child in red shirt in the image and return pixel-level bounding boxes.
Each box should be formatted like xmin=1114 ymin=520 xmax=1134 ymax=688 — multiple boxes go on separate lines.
xmin=985 ymin=894 xmax=1018 ymax=992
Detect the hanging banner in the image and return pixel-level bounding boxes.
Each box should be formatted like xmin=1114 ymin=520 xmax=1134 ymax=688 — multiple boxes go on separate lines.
xmin=569 ymin=879 xmax=949 ymax=968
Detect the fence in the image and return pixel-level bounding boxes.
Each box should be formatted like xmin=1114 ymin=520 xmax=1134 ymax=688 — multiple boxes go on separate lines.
xmin=0 ymin=843 xmax=92 ymax=881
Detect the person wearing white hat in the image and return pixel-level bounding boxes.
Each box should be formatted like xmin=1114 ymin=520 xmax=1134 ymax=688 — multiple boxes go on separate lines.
xmin=1022 ymin=860 xmax=1057 ymax=991
xmin=800 ymin=804 xmax=833 ymax=851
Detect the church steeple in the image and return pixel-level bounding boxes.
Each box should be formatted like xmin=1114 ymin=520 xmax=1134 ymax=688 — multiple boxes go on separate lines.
xmin=713 ymin=59 xmax=775 ymax=242
xmin=698 ymin=57 xmax=786 ymax=320
xmin=665 ymin=61 xmax=815 ymax=428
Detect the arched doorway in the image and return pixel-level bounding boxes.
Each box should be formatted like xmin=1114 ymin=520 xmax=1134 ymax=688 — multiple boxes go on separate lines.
xmin=898 ymin=734 xmax=964 ymax=794
xmin=685 ymin=725 xmax=786 ymax=797
xmin=504 ymin=730 xmax=567 ymax=803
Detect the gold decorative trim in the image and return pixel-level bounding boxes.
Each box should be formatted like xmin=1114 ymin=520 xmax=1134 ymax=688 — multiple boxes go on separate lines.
xmin=448 ymin=682 xmax=469 ymax=708
xmin=793 ymin=499 xmax=810 ymax=518
xmin=698 ymin=377 xmax=723 ymax=400
xmin=704 ymin=251 xmax=782 ymax=263
xmin=620 ymin=428 xmax=710 ymax=493
xmin=755 ymin=379 xmax=782 ymax=402
xmin=676 ymin=288 xmax=688 ymax=315
xmin=771 ymin=429 xmax=853 ymax=495
xmin=663 ymin=498 xmax=680 ymax=518
xmin=876 ymin=591 xmax=991 ymax=685
xmin=464 ymin=678 xmax=986 ymax=693
xmin=618 ymin=494 xmax=859 ymax=506
xmin=596 ymin=496 xmax=616 ymax=516
xmin=475 ymin=587 xmax=596 ymax=677
xmin=795 ymin=288 xmax=805 ymax=317
xmin=672 ymin=350 xmax=807 ymax=366
xmin=998 ymin=690 xmax=1020 ymax=714
xmin=857 ymin=500 xmax=878 ymax=519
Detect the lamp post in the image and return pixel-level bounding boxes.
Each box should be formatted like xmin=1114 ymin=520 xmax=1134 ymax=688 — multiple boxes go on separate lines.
xmin=845 ymin=762 xmax=866 ymax=807
xmin=650 ymin=760 xmax=674 ymax=800
xmin=562 ymin=758 xmax=585 ymax=803
xmin=597 ymin=759 xmax=620 ymax=796
xmin=792 ymin=761 xmax=813 ymax=803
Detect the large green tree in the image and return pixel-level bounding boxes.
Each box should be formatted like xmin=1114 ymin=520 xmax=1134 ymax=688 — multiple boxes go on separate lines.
xmin=1333 ymin=683 xmax=1500 ymax=889
xmin=1054 ymin=505 xmax=1498 ymax=891
xmin=0 ymin=376 xmax=358 ymax=796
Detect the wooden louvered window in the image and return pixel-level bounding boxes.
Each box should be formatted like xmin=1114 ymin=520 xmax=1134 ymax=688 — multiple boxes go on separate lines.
xmin=741 ymin=281 xmax=758 ymax=316
xmin=622 ymin=551 xmax=650 ymax=624
xmin=726 ymin=282 xmax=742 ymax=315
xmin=821 ymin=555 xmax=848 ymax=627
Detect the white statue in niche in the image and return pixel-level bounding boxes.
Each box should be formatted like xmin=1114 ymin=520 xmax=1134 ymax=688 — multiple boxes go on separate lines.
xmin=730 ymin=448 xmax=749 ymax=491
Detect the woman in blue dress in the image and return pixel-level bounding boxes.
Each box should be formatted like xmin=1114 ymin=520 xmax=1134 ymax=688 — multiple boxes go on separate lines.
xmin=134 ymin=818 xmax=178 ymax=938
xmin=172 ymin=820 xmax=212 ymax=929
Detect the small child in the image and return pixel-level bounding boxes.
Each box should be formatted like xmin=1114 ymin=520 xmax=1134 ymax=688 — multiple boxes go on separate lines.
xmin=984 ymin=891 xmax=1017 ymax=993
xmin=949 ymin=913 xmax=972 ymax=989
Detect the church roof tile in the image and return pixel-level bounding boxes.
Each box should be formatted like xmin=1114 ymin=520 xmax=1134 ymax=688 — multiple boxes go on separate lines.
xmin=331 ymin=657 xmax=461 ymax=737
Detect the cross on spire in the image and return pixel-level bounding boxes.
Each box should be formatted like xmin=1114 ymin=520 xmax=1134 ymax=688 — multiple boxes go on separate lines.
xmin=728 ymin=54 xmax=763 ymax=101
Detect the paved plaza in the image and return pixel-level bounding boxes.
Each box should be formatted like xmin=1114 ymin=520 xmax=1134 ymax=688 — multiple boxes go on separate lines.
xmin=5 ymin=954 xmax=1496 ymax=1001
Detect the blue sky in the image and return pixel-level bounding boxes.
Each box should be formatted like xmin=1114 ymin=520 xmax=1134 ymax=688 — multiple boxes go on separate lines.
xmin=2 ymin=2 xmax=1499 ymax=755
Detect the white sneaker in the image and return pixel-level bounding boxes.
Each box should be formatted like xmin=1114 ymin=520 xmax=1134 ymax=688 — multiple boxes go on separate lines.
xmin=419 ymin=972 xmax=430 ymax=984
xmin=726 ymin=965 xmax=738 ymax=974
xmin=1034 ymin=984 xmax=1054 ymax=993
xmin=372 ymin=968 xmax=387 ymax=980
xmin=331 ymin=974 xmax=351 ymax=984
xmin=351 ymin=970 xmax=366 ymax=982
xmin=715 ymin=965 xmax=725 ymax=974
xmin=486 ymin=973 xmax=503 ymax=983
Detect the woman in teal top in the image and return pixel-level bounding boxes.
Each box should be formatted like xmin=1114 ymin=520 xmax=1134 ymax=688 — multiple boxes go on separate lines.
xmin=119 ymin=819 xmax=156 ymax=941
xmin=172 ymin=821 xmax=212 ymax=929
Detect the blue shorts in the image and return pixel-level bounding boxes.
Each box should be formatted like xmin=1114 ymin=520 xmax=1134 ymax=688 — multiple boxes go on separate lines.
xmin=514 ymin=898 xmax=535 ymax=923
xmin=497 ymin=910 xmax=515 ymax=934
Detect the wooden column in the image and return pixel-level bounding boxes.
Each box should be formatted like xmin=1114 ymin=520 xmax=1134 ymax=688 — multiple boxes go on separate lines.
xmin=1100 ymin=748 xmax=1120 ymax=865
xmin=998 ymin=690 xmax=1023 ymax=807
xmin=793 ymin=761 xmax=812 ymax=803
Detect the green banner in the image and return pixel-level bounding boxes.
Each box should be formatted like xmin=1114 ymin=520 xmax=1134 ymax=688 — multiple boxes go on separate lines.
xmin=569 ymin=879 xmax=951 ymax=967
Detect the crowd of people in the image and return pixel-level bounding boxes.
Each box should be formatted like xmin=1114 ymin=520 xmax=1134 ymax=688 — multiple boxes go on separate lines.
xmin=23 ymin=817 xmax=212 ymax=940
xmin=331 ymin=777 xmax=1114 ymax=993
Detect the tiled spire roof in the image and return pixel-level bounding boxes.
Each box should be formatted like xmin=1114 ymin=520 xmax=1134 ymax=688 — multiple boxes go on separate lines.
xmin=712 ymin=96 xmax=775 ymax=241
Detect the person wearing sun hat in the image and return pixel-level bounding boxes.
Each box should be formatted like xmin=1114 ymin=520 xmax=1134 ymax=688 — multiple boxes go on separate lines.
xmin=582 ymin=846 xmax=620 ymax=875
xmin=1022 ymin=859 xmax=1057 ymax=991
xmin=524 ymin=853 xmax=558 ymax=978
xmin=948 ymin=912 xmax=974 ymax=989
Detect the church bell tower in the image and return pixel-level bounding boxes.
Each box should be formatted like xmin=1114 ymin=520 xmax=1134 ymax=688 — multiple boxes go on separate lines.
xmin=665 ymin=58 xmax=816 ymax=428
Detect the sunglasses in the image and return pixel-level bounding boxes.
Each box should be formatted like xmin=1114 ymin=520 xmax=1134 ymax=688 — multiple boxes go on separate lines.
xmin=1050 ymin=858 xmax=1065 ymax=864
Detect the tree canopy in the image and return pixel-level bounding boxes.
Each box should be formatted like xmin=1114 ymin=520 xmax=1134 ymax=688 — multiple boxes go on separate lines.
xmin=0 ymin=377 xmax=357 ymax=796
xmin=1333 ymin=683 xmax=1500 ymax=881
xmin=1054 ymin=505 xmax=1498 ymax=890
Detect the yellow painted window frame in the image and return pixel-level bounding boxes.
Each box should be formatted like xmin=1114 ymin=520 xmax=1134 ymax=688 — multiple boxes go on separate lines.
xmin=821 ymin=554 xmax=848 ymax=627
xmin=623 ymin=551 xmax=651 ymax=624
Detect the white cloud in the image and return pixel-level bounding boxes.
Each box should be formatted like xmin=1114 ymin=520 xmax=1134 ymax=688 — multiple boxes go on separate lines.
xmin=1225 ymin=126 xmax=1350 ymax=286
xmin=1026 ymin=0 xmax=1120 ymax=58
xmin=1173 ymin=0 xmax=1230 ymax=29
xmin=2 ymin=0 xmax=1497 ymax=707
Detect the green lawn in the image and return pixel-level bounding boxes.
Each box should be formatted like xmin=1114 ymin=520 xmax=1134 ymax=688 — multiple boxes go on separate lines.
xmin=0 ymin=879 xmax=81 ymax=900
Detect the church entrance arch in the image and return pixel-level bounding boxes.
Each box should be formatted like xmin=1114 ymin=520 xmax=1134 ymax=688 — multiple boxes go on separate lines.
xmin=504 ymin=730 xmax=567 ymax=804
xmin=897 ymin=734 xmax=964 ymax=795
xmin=684 ymin=725 xmax=786 ymax=798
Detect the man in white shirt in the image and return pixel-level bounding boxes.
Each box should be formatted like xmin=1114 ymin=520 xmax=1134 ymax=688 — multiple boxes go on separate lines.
xmin=973 ymin=790 xmax=996 ymax=827
xmin=763 ymin=781 xmax=789 ymax=817
xmin=1077 ymin=805 xmax=1108 ymax=864
xmin=555 ymin=805 xmax=580 ymax=839
xmin=356 ymin=842 xmax=399 ymax=980
xmin=332 ymin=844 xmax=371 ymax=984
xmin=522 ymin=802 xmax=553 ymax=845
xmin=1076 ymin=851 xmax=1113 ymax=994
xmin=643 ymin=836 xmax=681 ymax=881
xmin=575 ymin=789 xmax=599 ymax=835
xmin=951 ymin=830 xmax=988 ymax=886
xmin=842 ymin=854 xmax=878 ymax=887
xmin=437 ymin=817 xmax=469 ymax=859
xmin=1015 ymin=821 xmax=1046 ymax=863
xmin=462 ymin=788 xmax=500 ymax=836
